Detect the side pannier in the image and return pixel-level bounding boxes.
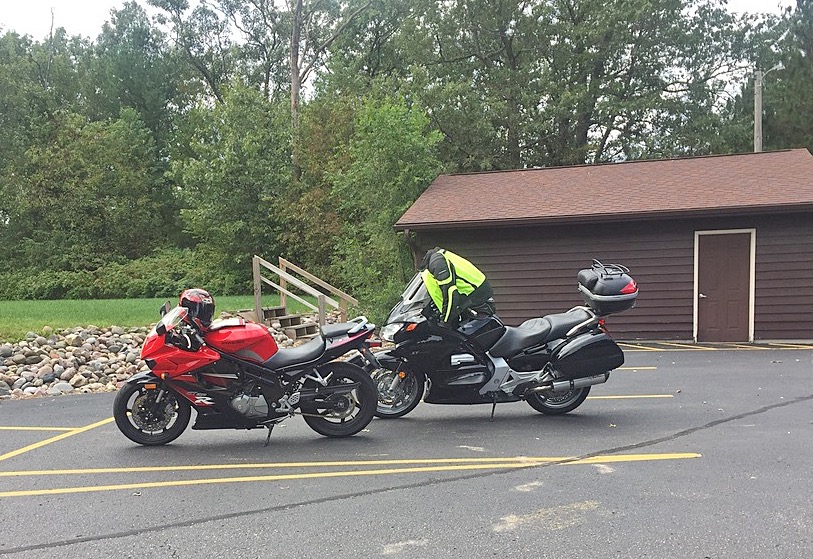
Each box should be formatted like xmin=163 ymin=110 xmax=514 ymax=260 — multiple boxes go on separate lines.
xmin=577 ymin=260 xmax=638 ymax=316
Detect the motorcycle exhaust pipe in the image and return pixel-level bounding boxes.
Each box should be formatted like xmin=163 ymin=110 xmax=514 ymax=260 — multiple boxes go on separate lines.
xmin=529 ymin=373 xmax=610 ymax=395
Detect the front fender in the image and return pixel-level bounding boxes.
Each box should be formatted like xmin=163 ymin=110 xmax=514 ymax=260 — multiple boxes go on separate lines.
xmin=124 ymin=371 xmax=161 ymax=384
xmin=374 ymin=350 xmax=401 ymax=371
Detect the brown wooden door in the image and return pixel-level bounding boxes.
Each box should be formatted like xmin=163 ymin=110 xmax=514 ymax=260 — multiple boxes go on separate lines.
xmin=697 ymin=233 xmax=751 ymax=342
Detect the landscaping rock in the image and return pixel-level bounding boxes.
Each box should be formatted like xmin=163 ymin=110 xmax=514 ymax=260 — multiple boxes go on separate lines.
xmin=0 ymin=312 xmax=308 ymax=400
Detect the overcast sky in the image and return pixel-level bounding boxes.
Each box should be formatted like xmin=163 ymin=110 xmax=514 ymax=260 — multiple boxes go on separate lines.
xmin=0 ymin=0 xmax=796 ymax=41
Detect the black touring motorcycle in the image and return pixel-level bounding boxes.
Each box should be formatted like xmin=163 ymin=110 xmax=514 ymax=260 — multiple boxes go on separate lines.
xmin=364 ymin=260 xmax=638 ymax=419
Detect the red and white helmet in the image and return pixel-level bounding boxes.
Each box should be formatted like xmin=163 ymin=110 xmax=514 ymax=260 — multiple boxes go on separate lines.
xmin=179 ymin=288 xmax=215 ymax=330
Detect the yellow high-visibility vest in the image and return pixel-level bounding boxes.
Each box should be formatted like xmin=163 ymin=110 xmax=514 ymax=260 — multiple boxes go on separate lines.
xmin=422 ymin=250 xmax=486 ymax=320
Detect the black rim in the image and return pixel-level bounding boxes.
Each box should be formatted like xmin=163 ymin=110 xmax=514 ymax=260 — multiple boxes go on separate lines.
xmin=126 ymin=387 xmax=184 ymax=434
xmin=373 ymin=369 xmax=419 ymax=414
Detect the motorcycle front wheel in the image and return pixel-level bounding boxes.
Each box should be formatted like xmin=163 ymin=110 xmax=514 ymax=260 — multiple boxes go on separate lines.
xmin=371 ymin=367 xmax=425 ymax=419
xmin=301 ymin=362 xmax=377 ymax=437
xmin=113 ymin=382 xmax=191 ymax=445
xmin=525 ymin=386 xmax=590 ymax=415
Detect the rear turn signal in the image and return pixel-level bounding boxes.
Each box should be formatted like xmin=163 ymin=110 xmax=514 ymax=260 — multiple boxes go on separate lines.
xmin=620 ymin=280 xmax=638 ymax=294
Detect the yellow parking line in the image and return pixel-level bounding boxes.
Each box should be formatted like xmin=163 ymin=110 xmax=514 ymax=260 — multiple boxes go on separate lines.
xmin=0 ymin=417 xmax=114 ymax=463
xmin=659 ymin=342 xmax=715 ymax=350
xmin=0 ymin=426 xmax=77 ymax=432
xmin=587 ymin=395 xmax=673 ymax=400
xmin=567 ymin=453 xmax=700 ymax=464
xmin=0 ymin=451 xmax=694 ymax=478
xmin=729 ymin=344 xmax=770 ymax=350
xmin=768 ymin=343 xmax=813 ymax=349
xmin=617 ymin=366 xmax=657 ymax=371
xmin=0 ymin=453 xmax=701 ymax=498
xmin=618 ymin=343 xmax=662 ymax=351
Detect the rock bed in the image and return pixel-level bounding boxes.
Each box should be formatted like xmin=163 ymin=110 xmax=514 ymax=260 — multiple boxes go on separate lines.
xmin=0 ymin=314 xmax=307 ymax=400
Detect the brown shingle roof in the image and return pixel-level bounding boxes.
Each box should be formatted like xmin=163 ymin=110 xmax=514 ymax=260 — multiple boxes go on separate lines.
xmin=395 ymin=149 xmax=813 ymax=230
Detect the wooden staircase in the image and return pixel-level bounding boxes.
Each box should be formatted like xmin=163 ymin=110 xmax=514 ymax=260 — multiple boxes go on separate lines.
xmin=248 ymin=256 xmax=359 ymax=342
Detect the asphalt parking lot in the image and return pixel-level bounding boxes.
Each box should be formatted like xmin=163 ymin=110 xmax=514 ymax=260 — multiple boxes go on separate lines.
xmin=1 ymin=344 xmax=811 ymax=558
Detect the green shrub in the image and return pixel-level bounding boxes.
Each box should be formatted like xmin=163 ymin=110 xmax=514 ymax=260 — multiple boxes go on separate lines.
xmin=0 ymin=248 xmax=252 ymax=300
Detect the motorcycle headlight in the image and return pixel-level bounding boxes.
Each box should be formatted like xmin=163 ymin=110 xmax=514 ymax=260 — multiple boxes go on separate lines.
xmin=380 ymin=323 xmax=404 ymax=342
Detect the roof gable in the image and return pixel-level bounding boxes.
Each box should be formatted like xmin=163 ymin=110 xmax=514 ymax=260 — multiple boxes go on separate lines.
xmin=396 ymin=149 xmax=813 ymax=230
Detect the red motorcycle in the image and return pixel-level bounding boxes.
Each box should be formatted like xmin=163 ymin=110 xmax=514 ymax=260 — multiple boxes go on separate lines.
xmin=113 ymin=289 xmax=378 ymax=446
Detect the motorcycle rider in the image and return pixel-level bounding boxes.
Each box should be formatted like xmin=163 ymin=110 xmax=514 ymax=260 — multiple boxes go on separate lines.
xmin=420 ymin=247 xmax=494 ymax=327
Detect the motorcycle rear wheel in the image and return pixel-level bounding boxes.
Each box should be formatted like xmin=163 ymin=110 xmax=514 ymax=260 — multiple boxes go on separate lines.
xmin=371 ymin=368 xmax=425 ymax=419
xmin=526 ymin=386 xmax=590 ymax=415
xmin=113 ymin=382 xmax=191 ymax=445
xmin=301 ymin=362 xmax=377 ymax=437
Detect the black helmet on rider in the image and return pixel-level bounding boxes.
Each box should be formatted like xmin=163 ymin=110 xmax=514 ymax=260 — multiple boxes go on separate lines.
xmin=420 ymin=247 xmax=444 ymax=270
xmin=179 ymin=288 xmax=215 ymax=330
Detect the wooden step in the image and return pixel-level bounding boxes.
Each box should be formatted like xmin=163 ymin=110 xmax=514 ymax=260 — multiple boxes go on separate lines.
xmin=236 ymin=306 xmax=288 ymax=322
xmin=277 ymin=314 xmax=303 ymax=327
xmin=262 ymin=306 xmax=288 ymax=318
xmin=284 ymin=322 xmax=320 ymax=341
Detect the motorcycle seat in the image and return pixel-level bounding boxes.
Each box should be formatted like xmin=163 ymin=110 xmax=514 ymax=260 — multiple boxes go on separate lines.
xmin=488 ymin=308 xmax=593 ymax=359
xmin=488 ymin=318 xmax=552 ymax=358
xmin=542 ymin=308 xmax=593 ymax=341
xmin=321 ymin=322 xmax=356 ymax=340
xmin=262 ymin=335 xmax=326 ymax=370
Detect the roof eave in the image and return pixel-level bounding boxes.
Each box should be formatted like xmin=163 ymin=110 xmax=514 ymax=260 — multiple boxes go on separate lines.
xmin=395 ymin=203 xmax=813 ymax=231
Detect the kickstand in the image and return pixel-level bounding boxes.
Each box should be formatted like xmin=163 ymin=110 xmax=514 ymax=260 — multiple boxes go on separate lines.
xmin=490 ymin=393 xmax=498 ymax=422
xmin=263 ymin=424 xmax=275 ymax=447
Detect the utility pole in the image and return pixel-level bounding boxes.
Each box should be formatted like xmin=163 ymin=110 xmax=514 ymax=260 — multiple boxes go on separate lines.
xmin=753 ymin=69 xmax=763 ymax=152
xmin=753 ymin=62 xmax=783 ymax=153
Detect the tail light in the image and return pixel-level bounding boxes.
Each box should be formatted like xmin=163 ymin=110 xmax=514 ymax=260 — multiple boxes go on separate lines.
xmin=620 ymin=280 xmax=638 ymax=294
xmin=598 ymin=318 xmax=608 ymax=333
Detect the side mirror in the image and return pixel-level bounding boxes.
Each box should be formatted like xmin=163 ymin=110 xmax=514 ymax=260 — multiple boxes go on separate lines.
xmin=159 ymin=301 xmax=172 ymax=317
xmin=155 ymin=323 xmax=167 ymax=336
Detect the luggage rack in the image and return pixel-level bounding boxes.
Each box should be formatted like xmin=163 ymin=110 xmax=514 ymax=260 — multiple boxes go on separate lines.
xmin=590 ymin=259 xmax=630 ymax=276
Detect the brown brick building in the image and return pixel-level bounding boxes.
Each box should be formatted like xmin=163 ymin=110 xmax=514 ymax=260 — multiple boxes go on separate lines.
xmin=395 ymin=149 xmax=813 ymax=341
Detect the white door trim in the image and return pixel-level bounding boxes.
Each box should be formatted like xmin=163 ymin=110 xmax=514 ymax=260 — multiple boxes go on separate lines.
xmin=693 ymin=229 xmax=756 ymax=342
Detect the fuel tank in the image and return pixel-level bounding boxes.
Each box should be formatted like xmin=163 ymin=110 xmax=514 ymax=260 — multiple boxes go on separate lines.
xmin=205 ymin=319 xmax=279 ymax=363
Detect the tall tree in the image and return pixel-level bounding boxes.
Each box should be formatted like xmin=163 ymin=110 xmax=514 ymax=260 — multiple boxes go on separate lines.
xmin=170 ymin=84 xmax=291 ymax=274
xmin=324 ymin=0 xmax=748 ymax=169
xmin=288 ymin=0 xmax=371 ymax=180
xmin=86 ymin=1 xmax=185 ymax=149
xmin=760 ymin=0 xmax=813 ymax=151
xmin=148 ymin=0 xmax=236 ymax=103
xmin=3 ymin=110 xmax=175 ymax=271
xmin=328 ymin=95 xmax=441 ymax=316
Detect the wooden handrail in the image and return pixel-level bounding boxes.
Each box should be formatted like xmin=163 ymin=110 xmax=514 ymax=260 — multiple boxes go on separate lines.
xmin=279 ymin=257 xmax=358 ymax=306
xmin=253 ymin=255 xmax=355 ymax=325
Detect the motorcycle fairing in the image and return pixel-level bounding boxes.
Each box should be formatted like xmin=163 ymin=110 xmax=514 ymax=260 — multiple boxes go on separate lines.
xmin=141 ymin=338 xmax=221 ymax=377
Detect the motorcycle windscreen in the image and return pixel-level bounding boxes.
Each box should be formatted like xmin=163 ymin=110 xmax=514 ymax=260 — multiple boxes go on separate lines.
xmin=551 ymin=331 xmax=624 ymax=379
xmin=387 ymin=273 xmax=430 ymax=323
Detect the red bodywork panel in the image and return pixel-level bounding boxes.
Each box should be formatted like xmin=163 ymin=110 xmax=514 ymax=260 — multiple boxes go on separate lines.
xmin=141 ymin=333 xmax=220 ymax=378
xmin=205 ymin=322 xmax=279 ymax=363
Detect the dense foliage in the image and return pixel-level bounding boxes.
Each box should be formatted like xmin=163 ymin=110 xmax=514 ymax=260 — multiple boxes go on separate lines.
xmin=0 ymin=0 xmax=810 ymax=318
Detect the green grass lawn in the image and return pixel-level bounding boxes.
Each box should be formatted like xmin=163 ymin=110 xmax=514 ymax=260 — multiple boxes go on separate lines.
xmin=0 ymin=295 xmax=313 ymax=342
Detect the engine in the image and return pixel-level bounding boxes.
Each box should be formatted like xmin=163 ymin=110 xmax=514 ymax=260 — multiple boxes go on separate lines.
xmin=228 ymin=379 xmax=286 ymax=419
xmin=230 ymin=393 xmax=269 ymax=418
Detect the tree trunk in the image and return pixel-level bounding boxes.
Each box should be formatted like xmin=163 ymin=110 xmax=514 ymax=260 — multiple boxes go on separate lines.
xmin=290 ymin=0 xmax=303 ymax=182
